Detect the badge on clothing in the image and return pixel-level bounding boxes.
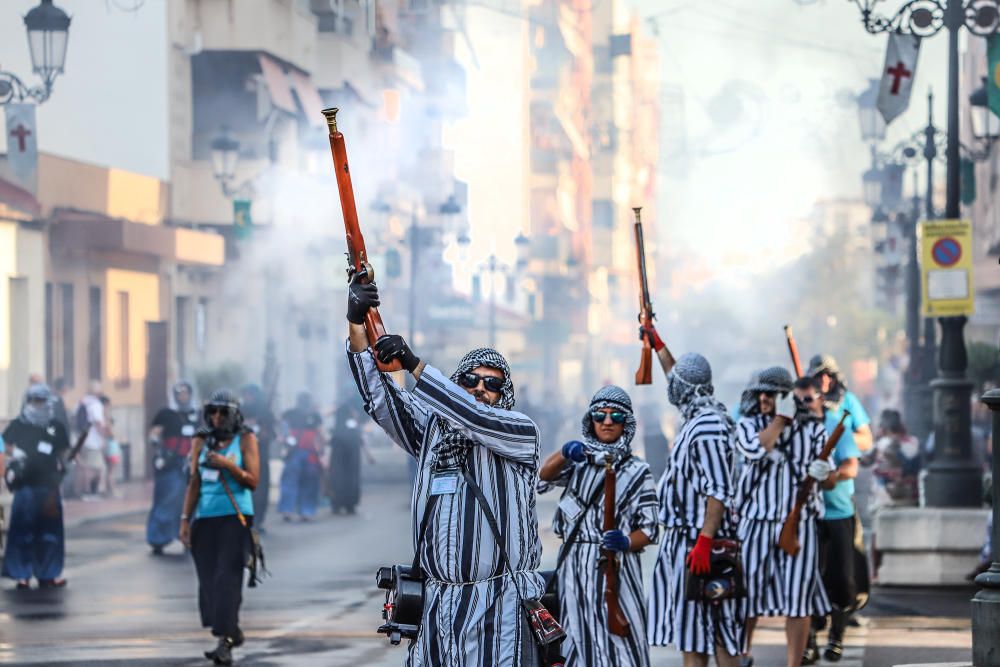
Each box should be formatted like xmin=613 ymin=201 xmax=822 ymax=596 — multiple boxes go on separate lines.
xmin=430 ymin=473 xmax=459 ymax=496
xmin=37 ymin=441 xmax=53 ymax=455
xmin=181 ymin=425 xmax=195 ymax=437
xmin=201 ymin=468 xmax=220 ymax=482
xmin=558 ymin=492 xmax=584 ymax=522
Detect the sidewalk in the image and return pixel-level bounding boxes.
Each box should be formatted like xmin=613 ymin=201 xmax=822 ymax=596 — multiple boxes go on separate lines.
xmin=0 ymin=478 xmax=153 ymax=529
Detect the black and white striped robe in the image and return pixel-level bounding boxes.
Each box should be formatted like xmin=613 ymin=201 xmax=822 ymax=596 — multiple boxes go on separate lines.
xmin=538 ymin=453 xmax=659 ymax=667
xmin=734 ymin=414 xmax=831 ymax=619
xmin=647 ymin=410 xmax=743 ymax=656
xmin=348 ymin=347 xmax=542 ymax=667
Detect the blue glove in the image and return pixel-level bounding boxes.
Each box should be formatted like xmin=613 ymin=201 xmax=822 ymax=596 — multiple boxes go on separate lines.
xmin=561 ymin=440 xmax=587 ymax=463
xmin=601 ymin=529 xmax=631 ymax=553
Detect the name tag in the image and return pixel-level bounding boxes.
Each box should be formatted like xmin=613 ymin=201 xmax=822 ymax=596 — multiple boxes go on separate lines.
xmin=286 ymin=436 xmax=298 ymax=446
xmin=201 ymin=468 xmax=220 ymax=482
xmin=37 ymin=441 xmax=53 ymax=456
xmin=558 ymin=492 xmax=584 ymax=522
xmin=430 ymin=473 xmax=459 ymax=496
xmin=181 ymin=425 xmax=195 ymax=437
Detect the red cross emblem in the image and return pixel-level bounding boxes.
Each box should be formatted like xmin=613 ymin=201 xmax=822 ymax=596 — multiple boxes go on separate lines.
xmin=886 ymin=61 xmax=912 ymax=95
xmin=9 ymin=124 xmax=32 ymax=152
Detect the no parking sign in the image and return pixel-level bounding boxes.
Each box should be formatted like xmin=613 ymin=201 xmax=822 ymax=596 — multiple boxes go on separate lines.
xmin=919 ymin=219 xmax=975 ymax=316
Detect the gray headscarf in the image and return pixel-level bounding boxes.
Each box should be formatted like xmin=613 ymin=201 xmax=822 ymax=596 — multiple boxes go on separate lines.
xmin=21 ymin=383 xmax=54 ymax=427
xmin=435 ymin=347 xmax=515 ymax=470
xmin=666 ymin=352 xmax=733 ymax=427
xmin=739 ymin=366 xmax=794 ymax=416
xmin=581 ymin=385 xmax=637 ymax=458
xmin=807 ymin=353 xmax=847 ymax=408
xmin=171 ymin=380 xmax=195 ymax=411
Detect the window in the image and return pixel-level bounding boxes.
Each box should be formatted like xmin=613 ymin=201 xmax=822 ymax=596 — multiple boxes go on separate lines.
xmin=117 ymin=291 xmax=130 ymax=386
xmin=88 ymin=287 xmax=102 ymax=382
xmin=195 ymin=298 xmax=207 ymax=353
xmin=176 ymin=296 xmax=188 ymax=378
xmin=45 ymin=282 xmax=53 ymax=382
xmin=60 ymin=283 xmax=74 ymax=387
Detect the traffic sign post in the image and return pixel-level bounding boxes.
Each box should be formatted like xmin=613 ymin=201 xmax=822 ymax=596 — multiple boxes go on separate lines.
xmin=919 ymin=219 xmax=974 ymax=317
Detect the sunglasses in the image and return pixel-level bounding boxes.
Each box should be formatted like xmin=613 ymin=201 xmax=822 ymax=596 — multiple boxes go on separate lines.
xmin=457 ymin=372 xmax=505 ymax=393
xmin=800 ymin=395 xmax=816 ymax=403
xmin=205 ymin=406 xmax=233 ymax=417
xmin=590 ymin=410 xmax=627 ymax=424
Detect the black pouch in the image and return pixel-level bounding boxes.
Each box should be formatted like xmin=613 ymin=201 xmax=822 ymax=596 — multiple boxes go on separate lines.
xmin=684 ymin=537 xmax=745 ymax=602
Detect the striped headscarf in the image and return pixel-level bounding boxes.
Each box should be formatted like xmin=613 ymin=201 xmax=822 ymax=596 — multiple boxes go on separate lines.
xmin=580 ymin=384 xmax=637 ymax=457
xmin=435 ymin=347 xmax=515 ymax=470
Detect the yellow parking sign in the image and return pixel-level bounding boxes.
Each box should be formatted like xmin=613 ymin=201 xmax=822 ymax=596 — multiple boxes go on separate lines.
xmin=919 ymin=219 xmax=975 ymax=317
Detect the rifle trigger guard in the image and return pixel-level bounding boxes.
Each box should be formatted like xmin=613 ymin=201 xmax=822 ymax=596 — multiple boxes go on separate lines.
xmin=359 ymin=261 xmax=375 ymax=283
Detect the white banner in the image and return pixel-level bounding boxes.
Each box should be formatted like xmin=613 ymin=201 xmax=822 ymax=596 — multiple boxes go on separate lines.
xmin=4 ymin=103 xmax=38 ymax=195
xmin=877 ymin=32 xmax=920 ymax=125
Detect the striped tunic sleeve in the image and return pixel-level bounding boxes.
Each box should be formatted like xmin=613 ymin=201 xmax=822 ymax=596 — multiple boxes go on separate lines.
xmin=735 ymin=415 xmax=768 ymax=461
xmin=346 ymin=343 xmax=430 ymax=457
xmin=625 ymin=463 xmax=660 ymax=543
xmin=413 ymin=364 xmax=538 ymax=465
xmin=690 ymin=428 xmax=733 ymax=504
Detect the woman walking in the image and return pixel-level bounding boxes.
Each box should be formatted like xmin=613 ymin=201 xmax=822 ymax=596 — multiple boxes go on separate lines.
xmin=179 ymin=389 xmax=259 ymax=665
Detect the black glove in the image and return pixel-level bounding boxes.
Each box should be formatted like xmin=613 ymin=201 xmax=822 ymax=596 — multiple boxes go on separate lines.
xmin=374 ymin=334 xmax=421 ymax=372
xmin=347 ymin=268 xmax=380 ymax=325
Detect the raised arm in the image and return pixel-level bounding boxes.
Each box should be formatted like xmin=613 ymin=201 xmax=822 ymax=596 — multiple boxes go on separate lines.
xmin=413 ymin=365 xmax=538 ymax=465
xmin=346 ymin=339 xmax=430 ymax=457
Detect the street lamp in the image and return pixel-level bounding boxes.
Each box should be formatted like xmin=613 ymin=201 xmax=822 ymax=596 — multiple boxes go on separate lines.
xmin=862 ymin=163 xmax=883 ymax=209
xmin=848 ymin=0 xmax=992 ymax=509
xmin=857 ymin=78 xmax=887 ymax=142
xmin=969 ymin=77 xmax=1000 ymax=149
xmin=514 ymin=232 xmax=531 ymax=269
xmin=0 ymin=0 xmax=71 ymax=105
xmin=210 ymin=129 xmax=240 ymax=189
xmin=478 ymin=254 xmax=512 ymax=349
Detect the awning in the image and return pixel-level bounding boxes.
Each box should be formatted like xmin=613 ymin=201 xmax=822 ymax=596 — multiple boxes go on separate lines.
xmin=49 ymin=209 xmax=224 ymax=267
xmin=257 ymin=53 xmax=297 ymax=115
xmin=287 ymin=68 xmax=325 ymax=127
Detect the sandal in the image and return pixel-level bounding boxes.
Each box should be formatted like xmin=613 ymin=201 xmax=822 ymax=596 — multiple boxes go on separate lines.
xmin=38 ymin=578 xmax=67 ymax=588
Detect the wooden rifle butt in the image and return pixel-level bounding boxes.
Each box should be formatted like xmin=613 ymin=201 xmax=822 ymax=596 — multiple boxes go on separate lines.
xmin=635 ymin=345 xmax=653 ymax=385
xmin=603 ymin=558 xmax=631 ymax=637
xmin=778 ymin=505 xmax=802 ymax=556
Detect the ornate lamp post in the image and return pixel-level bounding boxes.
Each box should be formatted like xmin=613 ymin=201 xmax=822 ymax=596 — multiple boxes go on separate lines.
xmin=848 ymin=0 xmax=997 ymax=508
xmin=209 ymin=128 xmax=247 ymax=198
xmin=0 ymin=0 xmax=72 ymax=105
xmin=974 ymin=389 xmax=1000 ymax=664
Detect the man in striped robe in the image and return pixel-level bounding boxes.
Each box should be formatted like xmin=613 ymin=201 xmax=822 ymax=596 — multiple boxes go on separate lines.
xmin=345 ymin=274 xmax=543 ymax=667
xmin=538 ymin=385 xmax=659 ymax=667
xmin=648 ymin=352 xmax=743 ymax=666
xmin=734 ymin=368 xmax=832 ymax=667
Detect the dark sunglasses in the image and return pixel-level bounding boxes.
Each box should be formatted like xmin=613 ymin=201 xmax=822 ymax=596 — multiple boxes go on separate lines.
xmin=458 ymin=372 xmax=505 ymax=393
xmin=800 ymin=395 xmax=816 ymax=403
xmin=205 ymin=406 xmax=232 ymax=417
xmin=590 ymin=410 xmax=627 ymax=424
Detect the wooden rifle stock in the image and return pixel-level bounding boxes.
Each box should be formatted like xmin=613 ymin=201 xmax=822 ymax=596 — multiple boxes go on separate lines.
xmin=602 ymin=455 xmax=631 ymax=637
xmin=777 ymin=411 xmax=850 ymax=556
xmin=784 ymin=324 xmax=804 ymax=379
xmin=633 ymin=207 xmax=654 ymax=385
xmin=322 ymin=108 xmax=402 ymax=373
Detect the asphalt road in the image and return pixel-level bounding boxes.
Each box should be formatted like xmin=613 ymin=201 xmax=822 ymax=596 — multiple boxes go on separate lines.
xmin=0 ymin=477 xmax=975 ymax=666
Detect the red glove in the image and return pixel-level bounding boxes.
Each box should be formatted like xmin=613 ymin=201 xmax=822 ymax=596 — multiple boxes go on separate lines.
xmin=639 ymin=324 xmax=666 ymax=352
xmin=686 ymin=534 xmax=713 ymax=575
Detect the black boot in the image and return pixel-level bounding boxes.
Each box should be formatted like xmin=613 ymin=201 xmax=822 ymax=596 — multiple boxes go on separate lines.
xmin=823 ymin=609 xmax=847 ymax=662
xmin=802 ymin=628 xmax=819 ymax=665
xmin=204 ymin=637 xmax=234 ymax=665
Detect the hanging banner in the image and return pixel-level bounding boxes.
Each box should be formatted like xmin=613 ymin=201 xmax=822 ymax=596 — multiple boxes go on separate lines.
xmin=877 ymin=32 xmax=920 ymax=125
xmin=919 ymin=219 xmax=975 ymax=317
xmin=4 ymin=103 xmax=38 ymax=195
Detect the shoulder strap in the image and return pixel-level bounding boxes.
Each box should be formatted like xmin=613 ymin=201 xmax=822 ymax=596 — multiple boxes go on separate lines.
xmin=218 ymin=474 xmax=248 ymax=529
xmin=461 ymin=465 xmax=517 ymax=578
